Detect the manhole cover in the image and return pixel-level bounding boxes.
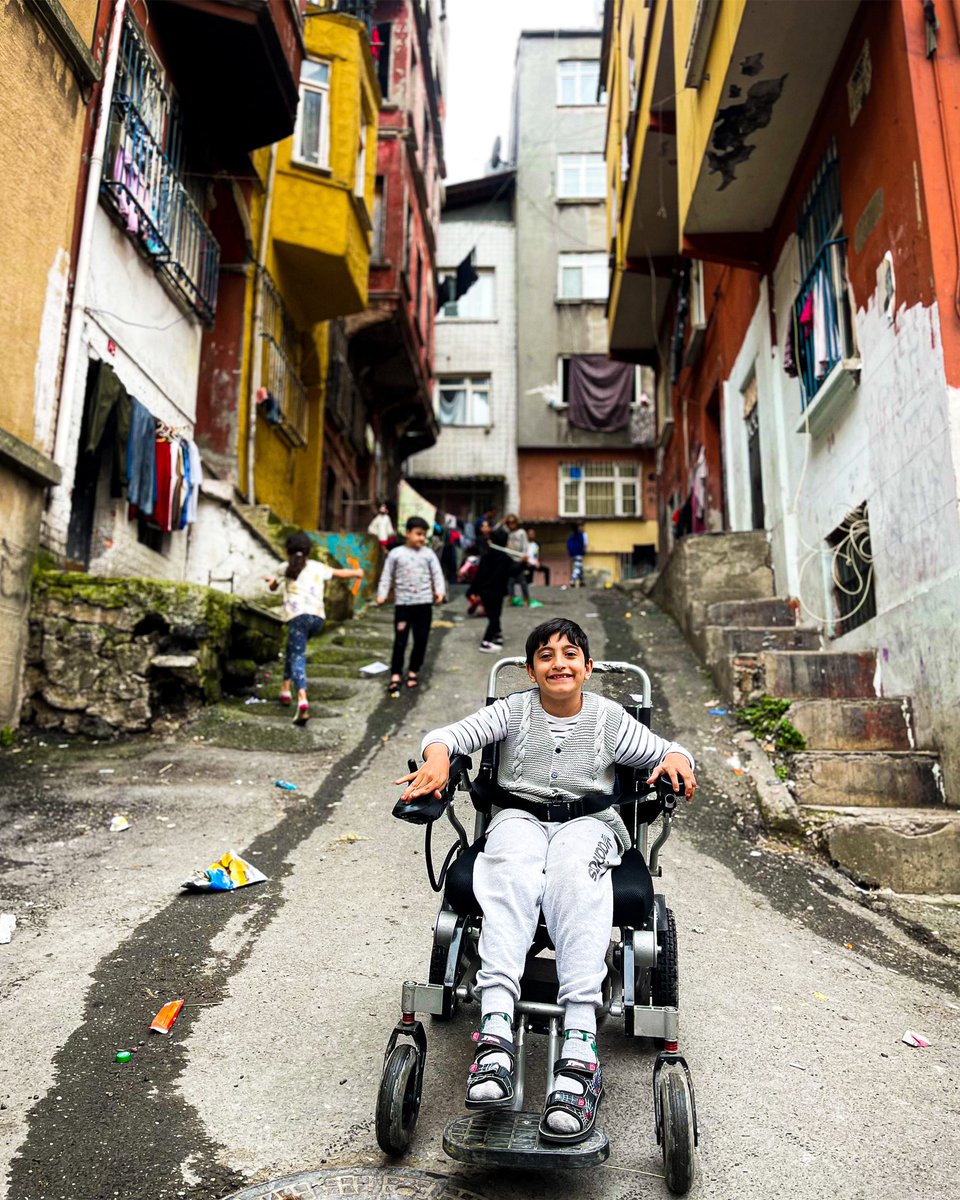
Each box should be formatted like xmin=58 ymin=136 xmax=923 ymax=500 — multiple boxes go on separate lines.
xmin=223 ymin=1166 xmax=489 ymax=1200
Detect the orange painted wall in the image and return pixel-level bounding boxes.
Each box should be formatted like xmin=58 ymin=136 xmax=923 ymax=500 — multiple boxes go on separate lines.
xmin=660 ymin=263 xmax=760 ymax=528
xmin=770 ymin=0 xmax=935 ymax=320
xmin=900 ymin=0 xmax=960 ymax=386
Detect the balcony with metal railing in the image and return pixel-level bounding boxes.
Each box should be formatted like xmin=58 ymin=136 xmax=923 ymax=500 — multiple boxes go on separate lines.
xmin=260 ymin=272 xmax=309 ymax=446
xmin=306 ymin=0 xmax=375 ymax=37
xmin=100 ymin=15 xmax=219 ymax=322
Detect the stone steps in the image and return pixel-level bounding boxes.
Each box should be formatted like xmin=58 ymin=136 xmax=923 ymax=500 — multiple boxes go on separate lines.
xmin=702 ymin=624 xmax=820 ymax=668
xmin=704 ymin=597 xmax=798 ymax=627
xmin=308 ymin=644 xmax=387 ymax=665
xmin=789 ymin=697 xmax=915 ymax=751
xmin=719 ymin=649 xmax=878 ymax=707
xmin=798 ymin=808 xmax=960 ymax=894
xmin=792 ymin=750 xmax=944 ymax=809
xmin=189 ymin=706 xmax=343 ymax=752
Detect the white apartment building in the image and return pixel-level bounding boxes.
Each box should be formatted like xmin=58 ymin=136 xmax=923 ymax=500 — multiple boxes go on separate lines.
xmin=405 ymin=170 xmax=519 ymax=519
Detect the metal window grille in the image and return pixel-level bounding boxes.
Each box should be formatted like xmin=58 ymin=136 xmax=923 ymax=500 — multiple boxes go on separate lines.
xmin=100 ymin=13 xmax=219 ymax=322
xmin=792 ymin=139 xmax=856 ymax=407
xmin=559 ymin=462 xmax=640 ymax=517
xmin=828 ymin=503 xmax=876 ymax=635
xmin=260 ymin=272 xmax=308 ymax=445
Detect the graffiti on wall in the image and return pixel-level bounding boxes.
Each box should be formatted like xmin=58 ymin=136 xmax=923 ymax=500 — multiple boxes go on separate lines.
xmin=309 ymin=531 xmax=382 ymax=608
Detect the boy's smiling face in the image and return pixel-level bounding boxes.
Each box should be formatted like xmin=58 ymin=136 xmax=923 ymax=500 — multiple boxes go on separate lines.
xmin=525 ymin=633 xmax=593 ymax=704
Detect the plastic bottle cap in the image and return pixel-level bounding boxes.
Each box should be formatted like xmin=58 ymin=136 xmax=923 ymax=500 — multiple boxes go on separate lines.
xmin=115 ymin=1050 xmax=132 ymax=1063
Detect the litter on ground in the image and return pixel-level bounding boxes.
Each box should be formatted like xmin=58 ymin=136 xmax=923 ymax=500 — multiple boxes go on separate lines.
xmin=358 ymin=661 xmax=390 ymax=676
xmin=902 ymin=1030 xmax=931 ymax=1048
xmin=725 ymin=754 xmax=746 ymax=775
xmin=708 ymin=707 xmax=728 ymax=715
xmin=150 ymin=998 xmax=185 ymax=1035
xmin=274 ymin=780 xmax=298 ymax=791
xmin=109 ymin=815 xmax=130 ymax=833
xmin=181 ymin=850 xmax=268 ymax=892
xmin=0 ymin=914 xmax=16 ymax=945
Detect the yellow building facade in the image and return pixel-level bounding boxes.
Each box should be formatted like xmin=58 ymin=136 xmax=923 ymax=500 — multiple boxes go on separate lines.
xmin=0 ymin=0 xmax=100 ymax=727
xmin=239 ymin=9 xmax=380 ymax=529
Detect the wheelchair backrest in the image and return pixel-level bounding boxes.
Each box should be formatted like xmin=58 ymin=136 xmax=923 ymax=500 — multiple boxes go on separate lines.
xmin=475 ymin=657 xmax=656 ymax=843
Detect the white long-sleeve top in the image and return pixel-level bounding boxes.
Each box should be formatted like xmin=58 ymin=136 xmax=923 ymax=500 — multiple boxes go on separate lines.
xmin=421 ymin=695 xmax=694 ymax=772
xmin=377 ymin=544 xmax=445 ymax=604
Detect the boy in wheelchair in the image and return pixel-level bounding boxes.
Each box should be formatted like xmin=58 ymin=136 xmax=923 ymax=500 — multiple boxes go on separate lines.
xmin=397 ymin=617 xmax=696 ymax=1145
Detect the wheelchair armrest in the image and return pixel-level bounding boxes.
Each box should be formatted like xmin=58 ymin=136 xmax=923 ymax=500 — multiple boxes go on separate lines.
xmin=391 ymin=754 xmax=473 ymax=825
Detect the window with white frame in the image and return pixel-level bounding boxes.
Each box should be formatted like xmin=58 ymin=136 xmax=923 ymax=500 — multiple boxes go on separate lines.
xmin=437 ymin=268 xmax=495 ymax=320
xmin=436 ymin=376 xmax=491 ymax=427
xmin=558 ymin=252 xmax=608 ymax=301
xmin=557 ymin=59 xmax=601 ymax=105
xmin=560 ymin=462 xmax=640 ymax=518
xmin=293 ymin=59 xmax=331 ymax=169
xmin=557 ymin=153 xmax=605 ymax=199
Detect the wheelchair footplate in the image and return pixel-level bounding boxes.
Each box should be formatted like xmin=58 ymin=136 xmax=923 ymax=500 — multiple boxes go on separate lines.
xmin=442 ymin=1109 xmax=609 ymax=1169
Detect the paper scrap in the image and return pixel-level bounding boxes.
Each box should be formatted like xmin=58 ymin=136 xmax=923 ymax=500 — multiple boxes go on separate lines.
xmin=725 ymin=754 xmax=746 ymax=775
xmin=0 ymin=913 xmax=16 ymax=945
xmin=812 ymin=992 xmax=830 ymax=1002
xmin=902 ymin=1030 xmax=931 ymax=1048
xmin=358 ymin=661 xmax=389 ymax=676
xmin=109 ymin=815 xmax=130 ymax=833
xmin=789 ymin=1061 xmax=806 ymax=1071
xmin=180 ymin=850 xmax=268 ymax=892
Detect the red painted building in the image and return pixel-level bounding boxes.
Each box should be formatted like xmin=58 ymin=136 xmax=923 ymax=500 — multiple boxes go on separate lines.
xmin=341 ymin=0 xmax=445 ymax=512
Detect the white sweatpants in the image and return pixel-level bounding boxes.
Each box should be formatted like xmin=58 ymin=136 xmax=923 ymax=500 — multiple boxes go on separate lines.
xmin=472 ymin=811 xmax=622 ymax=1034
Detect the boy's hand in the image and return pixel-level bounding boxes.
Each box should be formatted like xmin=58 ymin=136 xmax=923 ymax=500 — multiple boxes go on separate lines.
xmin=376 ymin=596 xmax=386 ymax=605
xmin=434 ymin=591 xmax=445 ymax=604
xmin=353 ymin=567 xmax=365 ymax=579
xmin=647 ymin=752 xmax=697 ymax=799
xmin=395 ymin=744 xmax=450 ymax=801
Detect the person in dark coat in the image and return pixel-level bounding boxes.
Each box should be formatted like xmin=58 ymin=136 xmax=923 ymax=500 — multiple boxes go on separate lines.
xmin=470 ymin=527 xmax=513 ymax=651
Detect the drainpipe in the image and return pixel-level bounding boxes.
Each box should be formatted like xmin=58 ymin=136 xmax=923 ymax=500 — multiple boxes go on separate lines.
xmin=52 ymin=0 xmax=127 ymax=481
xmin=246 ymin=142 xmax=279 ymax=503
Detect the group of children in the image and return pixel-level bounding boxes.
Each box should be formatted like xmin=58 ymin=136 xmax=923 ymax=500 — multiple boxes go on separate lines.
xmin=267 ymin=524 xmax=697 ymax=1146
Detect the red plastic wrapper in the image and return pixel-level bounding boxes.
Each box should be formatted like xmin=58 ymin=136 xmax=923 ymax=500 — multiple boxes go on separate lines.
xmin=150 ymin=998 xmax=184 ymax=1036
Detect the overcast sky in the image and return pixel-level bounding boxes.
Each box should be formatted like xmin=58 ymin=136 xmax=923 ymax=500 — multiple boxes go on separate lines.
xmin=443 ymin=0 xmax=602 ymax=184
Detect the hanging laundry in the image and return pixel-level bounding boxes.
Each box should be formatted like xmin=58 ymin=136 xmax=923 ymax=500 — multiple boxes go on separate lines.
xmin=153 ymin=438 xmax=174 ymax=533
xmin=127 ymin=398 xmax=156 ymax=516
xmin=812 ymin=267 xmax=830 ymax=378
xmin=186 ymin=442 xmax=203 ymax=524
xmin=783 ymin=311 xmax=798 ymax=378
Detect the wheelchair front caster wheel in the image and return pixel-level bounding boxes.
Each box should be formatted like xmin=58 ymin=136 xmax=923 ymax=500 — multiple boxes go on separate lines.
xmin=376 ymin=1043 xmax=422 ymax=1155
xmin=658 ymin=1067 xmax=696 ymax=1195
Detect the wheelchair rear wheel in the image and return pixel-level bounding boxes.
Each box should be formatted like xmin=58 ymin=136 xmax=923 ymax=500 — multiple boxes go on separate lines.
xmin=658 ymin=1066 xmax=696 ymax=1194
xmin=651 ymin=906 xmax=679 ymax=1010
xmin=376 ymin=1043 xmax=423 ymax=1155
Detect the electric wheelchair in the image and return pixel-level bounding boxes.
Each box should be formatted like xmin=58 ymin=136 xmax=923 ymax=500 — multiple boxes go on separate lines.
xmin=375 ymin=657 xmax=699 ymax=1194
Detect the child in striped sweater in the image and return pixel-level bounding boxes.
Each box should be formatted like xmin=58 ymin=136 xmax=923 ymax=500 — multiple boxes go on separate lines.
xmin=397 ymin=617 xmax=696 ymax=1144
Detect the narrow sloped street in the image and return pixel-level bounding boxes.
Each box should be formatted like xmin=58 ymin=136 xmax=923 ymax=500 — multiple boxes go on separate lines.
xmin=1 ymin=588 xmax=957 ymax=1200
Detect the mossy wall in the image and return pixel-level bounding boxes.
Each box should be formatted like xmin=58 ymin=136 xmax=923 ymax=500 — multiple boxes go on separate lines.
xmin=22 ymin=571 xmax=283 ymax=736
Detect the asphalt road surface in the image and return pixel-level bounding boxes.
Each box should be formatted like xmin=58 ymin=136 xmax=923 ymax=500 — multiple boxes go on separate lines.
xmin=1 ymin=586 xmax=957 ymax=1200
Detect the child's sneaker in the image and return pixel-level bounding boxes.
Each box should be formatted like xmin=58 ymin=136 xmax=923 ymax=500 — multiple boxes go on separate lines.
xmin=510 ymin=596 xmax=523 ymax=607
xmin=479 ymin=641 xmax=499 ymax=652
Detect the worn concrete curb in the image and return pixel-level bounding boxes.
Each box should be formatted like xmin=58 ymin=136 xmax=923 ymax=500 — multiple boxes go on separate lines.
xmin=731 ymin=728 xmax=805 ymax=836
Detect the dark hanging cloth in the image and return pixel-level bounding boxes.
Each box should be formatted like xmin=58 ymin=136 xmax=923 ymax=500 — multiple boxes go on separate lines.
xmin=437 ymin=248 xmax=479 ymax=311
xmin=83 ymin=360 xmax=132 ymax=492
xmin=127 ymin=397 xmax=156 ymax=516
xmin=567 ymin=355 xmax=634 ymax=433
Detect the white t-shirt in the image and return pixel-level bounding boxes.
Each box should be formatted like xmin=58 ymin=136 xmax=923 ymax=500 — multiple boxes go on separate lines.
xmin=282 ymin=560 xmax=334 ymax=620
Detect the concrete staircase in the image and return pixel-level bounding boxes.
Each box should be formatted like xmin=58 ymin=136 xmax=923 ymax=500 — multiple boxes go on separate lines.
xmin=651 ymin=531 xmax=958 ymax=894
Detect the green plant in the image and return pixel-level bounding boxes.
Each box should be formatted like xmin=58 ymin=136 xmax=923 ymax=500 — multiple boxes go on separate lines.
xmin=0 ymin=727 xmax=14 ymax=748
xmin=736 ymin=695 xmax=807 ymax=754
xmin=774 ymin=762 xmax=790 ymax=781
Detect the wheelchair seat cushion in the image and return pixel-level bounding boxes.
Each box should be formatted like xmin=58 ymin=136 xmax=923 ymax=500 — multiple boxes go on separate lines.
xmin=443 ymin=840 xmax=654 ymax=927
